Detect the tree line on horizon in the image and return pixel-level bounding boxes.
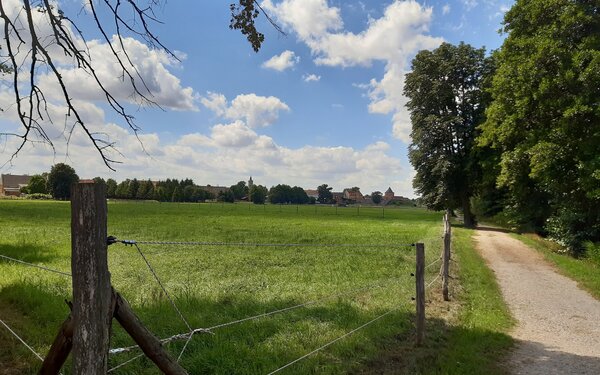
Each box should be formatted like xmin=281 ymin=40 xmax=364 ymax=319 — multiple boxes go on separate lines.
xmin=406 ymin=0 xmax=599 ymax=255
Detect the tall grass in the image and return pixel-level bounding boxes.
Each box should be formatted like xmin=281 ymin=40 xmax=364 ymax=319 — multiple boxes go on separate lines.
xmin=0 ymin=201 xmax=443 ymax=374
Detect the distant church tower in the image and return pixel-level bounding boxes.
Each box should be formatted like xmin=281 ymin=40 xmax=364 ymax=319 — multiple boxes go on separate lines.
xmin=248 ymin=176 xmax=254 ymax=200
xmin=384 ymin=187 xmax=394 ymax=201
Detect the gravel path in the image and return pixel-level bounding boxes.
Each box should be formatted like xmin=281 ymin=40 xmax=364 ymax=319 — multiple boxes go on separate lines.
xmin=474 ymin=227 xmax=600 ymax=375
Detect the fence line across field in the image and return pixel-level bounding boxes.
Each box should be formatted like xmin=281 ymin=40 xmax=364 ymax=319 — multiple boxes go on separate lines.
xmin=0 ymin=254 xmax=72 ymax=277
xmin=0 ymin=183 xmax=452 ymax=374
xmin=109 ymin=274 xmax=409 ymax=355
xmin=114 ymin=239 xmax=416 ymax=248
xmin=266 ymin=308 xmax=398 ymax=375
xmin=0 ymin=318 xmax=44 ymax=362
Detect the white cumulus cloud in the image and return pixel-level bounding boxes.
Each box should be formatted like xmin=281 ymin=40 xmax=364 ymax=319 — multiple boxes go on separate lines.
xmin=262 ymin=50 xmax=300 ymax=71
xmin=201 ymin=92 xmax=290 ymax=128
xmin=262 ymin=0 xmax=444 ymax=143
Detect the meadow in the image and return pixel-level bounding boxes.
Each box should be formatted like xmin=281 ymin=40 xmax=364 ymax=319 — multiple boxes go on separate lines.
xmin=0 ymin=201 xmax=444 ymax=374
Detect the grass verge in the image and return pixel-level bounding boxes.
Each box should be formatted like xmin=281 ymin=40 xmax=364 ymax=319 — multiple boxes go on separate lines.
xmin=358 ymin=224 xmax=514 ymax=374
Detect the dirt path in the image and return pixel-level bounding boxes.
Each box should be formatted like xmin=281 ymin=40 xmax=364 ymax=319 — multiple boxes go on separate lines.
xmin=474 ymin=228 xmax=600 ymax=375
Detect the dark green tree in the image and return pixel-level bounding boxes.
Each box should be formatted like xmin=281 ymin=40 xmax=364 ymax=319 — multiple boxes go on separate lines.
xmin=478 ymin=0 xmax=600 ymax=252
xmin=371 ymin=191 xmax=383 ymax=204
xmin=46 ymin=163 xmax=79 ymax=200
xmin=172 ymin=186 xmax=183 ymax=202
xmin=230 ymin=181 xmax=249 ymax=200
xmin=405 ymin=42 xmax=491 ymax=228
xmin=290 ymin=186 xmax=309 ymax=204
xmin=127 ymin=178 xmax=140 ymax=199
xmin=217 ymin=190 xmax=235 ymax=203
xmin=22 ymin=174 xmax=47 ymax=194
xmin=250 ymin=185 xmax=268 ymax=204
xmin=317 ymin=184 xmax=333 ymax=204
xmin=115 ymin=180 xmax=129 ymax=199
xmin=106 ymin=178 xmax=117 ymax=198
xmin=269 ymin=184 xmax=293 ymax=204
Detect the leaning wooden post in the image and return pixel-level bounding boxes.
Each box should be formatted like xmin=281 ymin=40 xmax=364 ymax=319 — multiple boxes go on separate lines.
xmin=442 ymin=214 xmax=451 ymax=301
xmin=71 ymin=181 xmax=112 ymax=374
xmin=415 ymin=242 xmax=425 ymax=346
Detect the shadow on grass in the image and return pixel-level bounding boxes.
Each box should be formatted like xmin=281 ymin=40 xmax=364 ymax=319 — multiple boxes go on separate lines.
xmin=108 ymin=293 xmax=415 ymax=375
xmin=0 ymin=243 xmax=60 ymax=264
xmin=1 ymin=281 xmax=414 ymax=375
xmin=355 ymin=317 xmax=514 ymax=375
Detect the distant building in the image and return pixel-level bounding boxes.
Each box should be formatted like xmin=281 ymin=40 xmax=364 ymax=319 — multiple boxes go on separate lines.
xmin=304 ymin=189 xmax=318 ymax=200
xmin=198 ymin=185 xmax=230 ymax=197
xmin=343 ymin=188 xmax=364 ymax=203
xmin=247 ymin=176 xmax=254 ymax=201
xmin=384 ymin=187 xmax=394 ymax=201
xmin=332 ymin=192 xmax=344 ymax=204
xmin=0 ymin=174 xmax=32 ymax=196
xmin=382 ymin=187 xmax=412 ymax=205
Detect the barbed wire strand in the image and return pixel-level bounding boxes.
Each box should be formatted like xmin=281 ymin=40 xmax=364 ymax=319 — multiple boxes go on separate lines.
xmin=132 ymin=243 xmax=193 ymax=332
xmin=0 ymin=254 xmax=71 ymax=277
xmin=109 ymin=276 xmax=404 ymax=355
xmin=425 ymin=257 xmax=442 ymax=269
xmin=426 ymin=273 xmax=442 ymax=290
xmin=266 ymin=308 xmax=396 ymax=375
xmin=120 ymin=240 xmax=415 ymax=248
xmin=177 ymin=332 xmax=193 ymax=362
xmin=0 ymin=318 xmax=44 ymax=361
xmin=107 ymin=352 xmax=145 ymax=373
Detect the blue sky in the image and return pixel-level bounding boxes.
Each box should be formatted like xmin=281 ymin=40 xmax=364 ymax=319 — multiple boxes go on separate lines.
xmin=0 ymin=0 xmax=513 ymax=197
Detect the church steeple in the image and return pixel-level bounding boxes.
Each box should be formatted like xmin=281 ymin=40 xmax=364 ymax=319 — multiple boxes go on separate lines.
xmin=248 ymin=176 xmax=254 ymax=201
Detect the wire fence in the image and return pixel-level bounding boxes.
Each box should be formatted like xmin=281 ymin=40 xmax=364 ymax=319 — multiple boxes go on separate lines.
xmin=0 ymin=220 xmax=449 ymax=374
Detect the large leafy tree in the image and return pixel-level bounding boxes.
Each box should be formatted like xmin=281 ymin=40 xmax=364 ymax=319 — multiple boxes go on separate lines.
xmin=479 ymin=0 xmax=600 ymax=252
xmin=317 ymin=184 xmax=333 ymax=204
xmin=405 ymin=42 xmax=491 ymax=227
xmin=46 ymin=163 xmax=79 ymax=199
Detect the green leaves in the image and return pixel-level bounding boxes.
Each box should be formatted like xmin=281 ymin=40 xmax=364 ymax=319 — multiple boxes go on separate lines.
xmin=480 ymin=0 xmax=600 ymax=253
xmin=405 ymin=42 xmax=491 ymax=226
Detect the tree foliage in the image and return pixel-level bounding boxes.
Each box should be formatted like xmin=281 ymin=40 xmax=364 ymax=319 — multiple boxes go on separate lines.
xmin=22 ymin=174 xmax=47 ymax=194
xmin=230 ymin=181 xmax=249 ymax=200
xmin=317 ymin=184 xmax=333 ymax=204
xmin=371 ymin=191 xmax=382 ymax=204
xmin=46 ymin=163 xmax=79 ymax=199
xmin=269 ymin=184 xmax=309 ymax=204
xmin=250 ymin=184 xmax=268 ymax=204
xmin=405 ymin=42 xmax=492 ymax=227
xmin=478 ymin=0 xmax=600 ymax=252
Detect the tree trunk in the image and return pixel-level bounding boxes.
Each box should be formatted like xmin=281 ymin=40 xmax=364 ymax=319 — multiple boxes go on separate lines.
xmin=462 ymin=195 xmax=475 ymax=228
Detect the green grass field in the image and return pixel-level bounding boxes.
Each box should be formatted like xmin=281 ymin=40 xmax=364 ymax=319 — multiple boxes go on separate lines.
xmin=0 ymin=201 xmax=446 ymax=374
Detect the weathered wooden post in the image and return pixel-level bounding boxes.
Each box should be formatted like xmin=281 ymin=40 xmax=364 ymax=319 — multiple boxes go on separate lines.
xmin=71 ymin=181 xmax=112 ymax=374
xmin=442 ymin=213 xmax=451 ymax=301
xmin=415 ymin=242 xmax=425 ymax=346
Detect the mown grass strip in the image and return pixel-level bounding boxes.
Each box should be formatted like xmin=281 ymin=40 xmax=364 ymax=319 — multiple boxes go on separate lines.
xmin=432 ymin=225 xmax=514 ymax=374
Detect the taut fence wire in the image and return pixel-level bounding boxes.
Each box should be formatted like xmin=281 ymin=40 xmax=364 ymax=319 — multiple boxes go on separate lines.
xmin=0 ymin=254 xmax=72 ymax=277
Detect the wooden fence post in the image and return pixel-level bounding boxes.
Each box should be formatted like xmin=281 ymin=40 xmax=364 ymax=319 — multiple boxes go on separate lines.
xmin=442 ymin=213 xmax=451 ymax=301
xmin=71 ymin=181 xmax=112 ymax=374
xmin=415 ymin=242 xmax=425 ymax=346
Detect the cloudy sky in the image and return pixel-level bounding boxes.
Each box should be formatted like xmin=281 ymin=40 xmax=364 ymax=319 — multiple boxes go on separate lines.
xmin=0 ymin=0 xmax=512 ymax=196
